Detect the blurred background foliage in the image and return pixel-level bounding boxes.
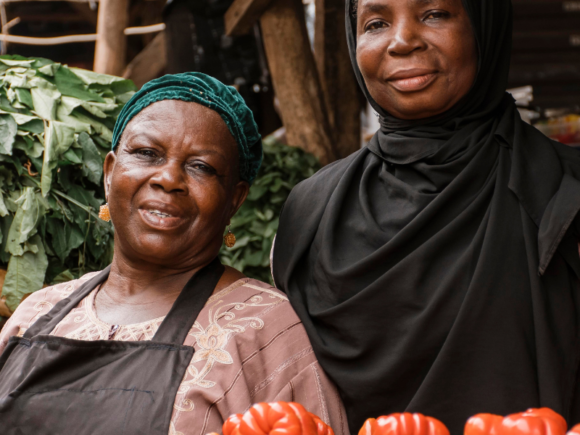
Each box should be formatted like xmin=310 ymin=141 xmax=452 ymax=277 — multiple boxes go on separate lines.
xmin=219 ymin=135 xmax=320 ymax=283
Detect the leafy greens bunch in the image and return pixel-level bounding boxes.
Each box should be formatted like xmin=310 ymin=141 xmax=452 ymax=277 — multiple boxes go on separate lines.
xmin=0 ymin=55 xmax=135 ymax=316
xmin=220 ymin=135 xmax=320 ymax=283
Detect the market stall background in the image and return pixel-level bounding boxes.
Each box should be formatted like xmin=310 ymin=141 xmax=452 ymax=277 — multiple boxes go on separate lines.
xmin=0 ymin=0 xmax=578 ymax=325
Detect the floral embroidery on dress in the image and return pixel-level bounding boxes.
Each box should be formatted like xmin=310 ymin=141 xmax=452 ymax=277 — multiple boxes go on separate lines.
xmin=171 ymin=288 xmax=288 ymax=422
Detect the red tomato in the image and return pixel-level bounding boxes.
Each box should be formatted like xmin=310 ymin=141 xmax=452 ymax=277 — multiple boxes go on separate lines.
xmin=222 ymin=402 xmax=334 ymax=435
xmin=358 ymin=413 xmax=450 ymax=435
xmin=465 ymin=408 xmax=567 ymax=435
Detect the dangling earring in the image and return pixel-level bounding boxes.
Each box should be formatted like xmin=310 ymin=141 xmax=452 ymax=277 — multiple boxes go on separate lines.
xmin=224 ymin=225 xmax=236 ymax=248
xmin=99 ymin=203 xmax=111 ymax=222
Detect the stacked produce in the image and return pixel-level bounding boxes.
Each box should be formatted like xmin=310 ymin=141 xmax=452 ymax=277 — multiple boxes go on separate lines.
xmin=0 ymin=55 xmax=135 ymax=317
xmin=220 ymin=404 xmax=580 ymax=435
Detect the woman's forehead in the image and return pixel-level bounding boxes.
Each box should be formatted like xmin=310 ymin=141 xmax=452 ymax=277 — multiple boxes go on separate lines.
xmin=357 ymin=0 xmax=460 ymax=12
xmin=121 ymin=100 xmax=237 ymax=149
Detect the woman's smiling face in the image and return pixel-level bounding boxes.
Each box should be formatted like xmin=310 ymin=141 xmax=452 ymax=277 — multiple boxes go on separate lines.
xmin=355 ymin=0 xmax=478 ymax=120
xmin=103 ymin=100 xmax=249 ymax=270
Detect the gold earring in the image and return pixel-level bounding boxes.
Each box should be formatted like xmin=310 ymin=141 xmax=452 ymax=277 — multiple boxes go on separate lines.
xmin=99 ymin=203 xmax=111 ymax=222
xmin=224 ymin=226 xmax=236 ymax=248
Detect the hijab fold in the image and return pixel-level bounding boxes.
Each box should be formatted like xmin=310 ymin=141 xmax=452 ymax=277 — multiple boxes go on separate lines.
xmin=273 ymin=0 xmax=580 ymax=433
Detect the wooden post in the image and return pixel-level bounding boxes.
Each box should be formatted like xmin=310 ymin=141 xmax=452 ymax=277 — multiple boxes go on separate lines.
xmin=93 ymin=0 xmax=129 ymax=75
xmin=1 ymin=2 xmax=9 ymax=56
xmin=123 ymin=31 xmax=166 ymax=88
xmin=315 ymin=0 xmax=361 ymax=158
xmin=260 ymin=0 xmax=336 ymax=164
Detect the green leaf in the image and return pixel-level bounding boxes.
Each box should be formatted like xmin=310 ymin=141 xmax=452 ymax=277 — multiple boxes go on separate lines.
xmin=2 ymin=234 xmax=48 ymax=311
xmin=55 ymin=104 xmax=92 ymax=134
xmin=19 ymin=118 xmax=44 ymax=134
xmin=69 ymin=109 xmax=113 ymax=141
xmin=79 ymin=132 xmax=103 ymax=184
xmin=38 ymin=64 xmax=57 ymax=77
xmin=69 ymin=67 xmax=129 ymax=86
xmin=5 ymin=187 xmax=45 ymax=254
xmin=0 ymin=191 xmax=8 ymax=217
xmin=0 ymin=59 xmax=34 ymax=67
xmin=13 ymin=136 xmax=43 ymax=159
xmin=54 ymin=67 xmax=105 ymax=102
xmin=41 ymin=121 xmax=75 ymax=196
xmin=47 ymin=219 xmax=84 ymax=261
xmin=0 ymin=214 xmax=13 ymax=263
xmin=30 ymin=76 xmax=61 ymax=120
xmin=15 ymin=88 xmax=33 ymax=109
xmin=52 ymin=269 xmax=74 ymax=284
xmin=0 ymin=113 xmax=17 ymax=155
xmin=63 ymin=148 xmax=82 ymax=164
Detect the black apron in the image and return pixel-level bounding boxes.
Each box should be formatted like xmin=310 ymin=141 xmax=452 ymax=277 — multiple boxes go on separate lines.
xmin=0 ymin=257 xmax=224 ymax=434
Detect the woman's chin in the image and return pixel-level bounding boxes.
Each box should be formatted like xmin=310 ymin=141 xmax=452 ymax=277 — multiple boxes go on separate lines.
xmin=372 ymin=88 xmax=459 ymax=120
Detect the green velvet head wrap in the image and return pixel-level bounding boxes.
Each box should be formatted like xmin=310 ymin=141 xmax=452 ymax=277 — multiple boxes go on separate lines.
xmin=112 ymin=72 xmax=262 ymax=184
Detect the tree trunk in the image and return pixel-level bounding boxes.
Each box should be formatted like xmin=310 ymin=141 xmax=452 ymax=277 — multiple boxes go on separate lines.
xmin=314 ymin=0 xmax=361 ymax=158
xmin=94 ymin=0 xmax=130 ymax=76
xmin=260 ymin=0 xmax=336 ymax=165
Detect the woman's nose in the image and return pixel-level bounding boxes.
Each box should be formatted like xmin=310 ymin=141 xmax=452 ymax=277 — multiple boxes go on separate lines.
xmin=149 ymin=160 xmax=189 ymax=195
xmin=387 ymin=20 xmax=425 ymax=56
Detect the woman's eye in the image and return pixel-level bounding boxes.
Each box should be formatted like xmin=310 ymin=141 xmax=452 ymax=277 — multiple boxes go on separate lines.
xmin=365 ymin=20 xmax=387 ymax=32
xmin=135 ymin=149 xmax=157 ymax=158
xmin=189 ymin=162 xmax=217 ymax=175
xmin=424 ymin=11 xmax=449 ymax=20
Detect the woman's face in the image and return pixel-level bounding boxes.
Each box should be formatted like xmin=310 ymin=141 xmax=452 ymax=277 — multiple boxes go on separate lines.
xmin=356 ymin=0 xmax=478 ymax=120
xmin=103 ymin=100 xmax=249 ymax=270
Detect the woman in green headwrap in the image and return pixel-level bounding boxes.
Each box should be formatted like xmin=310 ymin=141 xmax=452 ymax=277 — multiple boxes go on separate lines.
xmin=0 ymin=73 xmax=346 ymax=435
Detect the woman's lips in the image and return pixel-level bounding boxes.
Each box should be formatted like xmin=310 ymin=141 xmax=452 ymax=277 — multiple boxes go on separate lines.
xmin=388 ymin=72 xmax=438 ymax=92
xmin=138 ymin=208 xmax=184 ymax=230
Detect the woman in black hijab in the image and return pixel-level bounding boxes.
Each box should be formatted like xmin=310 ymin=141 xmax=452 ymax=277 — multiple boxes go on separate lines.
xmin=272 ymin=0 xmax=580 ymax=434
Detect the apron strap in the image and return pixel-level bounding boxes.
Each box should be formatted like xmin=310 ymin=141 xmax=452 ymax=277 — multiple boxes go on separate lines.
xmin=24 ymin=266 xmax=111 ymax=339
xmin=152 ymin=257 xmax=224 ymax=345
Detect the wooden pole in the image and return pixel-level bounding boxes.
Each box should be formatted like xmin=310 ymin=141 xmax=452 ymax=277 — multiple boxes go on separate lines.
xmin=123 ymin=31 xmax=166 ymax=88
xmin=93 ymin=0 xmax=129 ymax=75
xmin=260 ymin=0 xmax=336 ymax=164
xmin=315 ymin=0 xmax=361 ymax=158
xmin=1 ymin=2 xmax=9 ymax=56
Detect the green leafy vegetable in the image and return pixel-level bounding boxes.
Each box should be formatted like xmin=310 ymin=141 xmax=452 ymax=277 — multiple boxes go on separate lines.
xmin=219 ymin=135 xmax=320 ymax=283
xmin=0 ymin=55 xmax=134 ymax=314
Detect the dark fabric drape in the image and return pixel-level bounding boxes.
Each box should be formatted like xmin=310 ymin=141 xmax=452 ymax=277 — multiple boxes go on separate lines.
xmin=272 ymin=0 xmax=580 ymax=434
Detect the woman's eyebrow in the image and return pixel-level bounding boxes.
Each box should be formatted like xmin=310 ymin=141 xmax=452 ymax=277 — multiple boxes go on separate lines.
xmin=414 ymin=0 xmax=449 ymax=5
xmin=126 ymin=131 xmax=163 ymax=144
xmin=360 ymin=1 xmax=390 ymax=14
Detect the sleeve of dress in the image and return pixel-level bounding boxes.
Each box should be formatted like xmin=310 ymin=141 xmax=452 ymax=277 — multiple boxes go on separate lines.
xmin=0 ymin=314 xmax=20 ymax=353
xmin=273 ymin=361 xmax=349 ymax=435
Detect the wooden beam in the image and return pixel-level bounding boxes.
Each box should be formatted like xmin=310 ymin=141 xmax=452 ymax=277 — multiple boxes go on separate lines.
xmin=315 ymin=0 xmax=361 ymax=158
xmin=225 ymin=0 xmax=273 ymax=36
xmin=0 ymin=0 xmax=99 ymax=2
xmin=0 ymin=25 xmax=163 ymax=46
xmin=0 ymin=33 xmax=97 ymax=44
xmin=123 ymin=31 xmax=166 ymax=88
xmin=260 ymin=0 xmax=337 ymax=164
xmin=93 ymin=0 xmax=129 ymax=76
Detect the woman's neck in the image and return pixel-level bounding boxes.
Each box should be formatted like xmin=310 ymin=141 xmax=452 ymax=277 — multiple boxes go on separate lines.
xmin=94 ymin=254 xmax=245 ymax=326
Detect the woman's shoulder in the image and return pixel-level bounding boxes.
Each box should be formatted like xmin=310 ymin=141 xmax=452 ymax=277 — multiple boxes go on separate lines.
xmin=202 ymin=277 xmax=306 ymax=343
xmin=207 ymin=277 xmax=293 ymax=319
xmin=0 ymin=271 xmax=102 ymax=343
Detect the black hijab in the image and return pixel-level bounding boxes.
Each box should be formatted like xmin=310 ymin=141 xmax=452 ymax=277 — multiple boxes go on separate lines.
xmin=273 ymin=0 xmax=580 ymax=434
